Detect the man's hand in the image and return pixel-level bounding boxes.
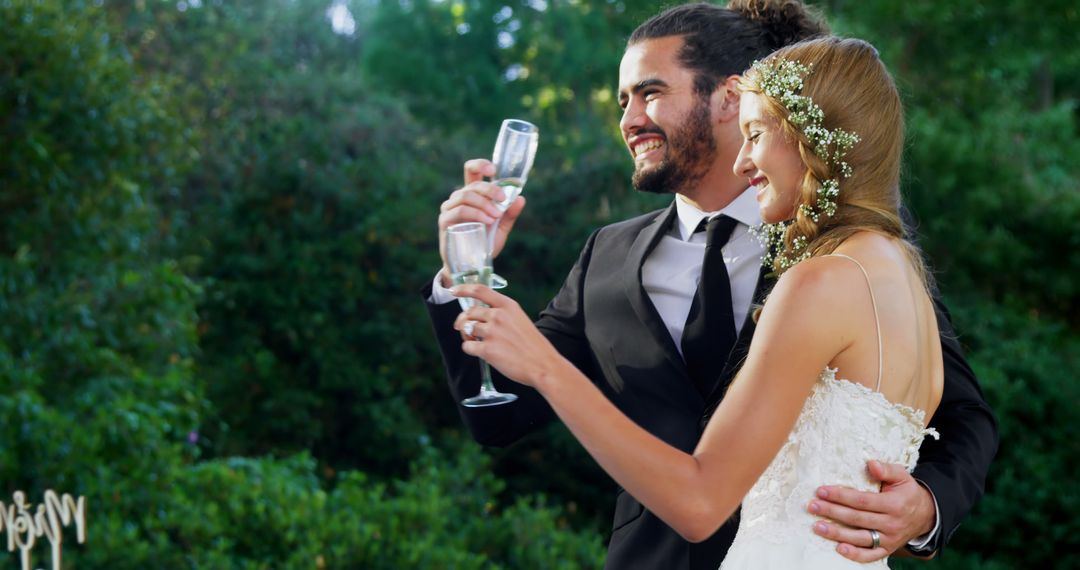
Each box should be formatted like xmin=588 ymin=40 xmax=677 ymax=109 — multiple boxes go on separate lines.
xmin=807 ymin=460 xmax=936 ymax=563
xmin=437 ymin=159 xmax=526 ymax=287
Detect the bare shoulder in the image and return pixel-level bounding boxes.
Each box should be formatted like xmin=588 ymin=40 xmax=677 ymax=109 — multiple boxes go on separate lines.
xmin=765 ymin=254 xmax=869 ymax=318
xmin=754 ymin=256 xmax=869 ymax=361
xmin=832 ymin=230 xmax=909 ymax=267
xmin=748 ymin=254 xmax=870 ymax=377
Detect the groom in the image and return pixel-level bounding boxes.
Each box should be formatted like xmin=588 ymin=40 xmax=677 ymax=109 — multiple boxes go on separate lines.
xmin=425 ymin=2 xmax=997 ymax=569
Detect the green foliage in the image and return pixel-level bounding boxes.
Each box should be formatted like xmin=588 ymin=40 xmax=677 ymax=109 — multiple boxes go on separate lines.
xmin=0 ymin=0 xmax=203 ymax=564
xmin=903 ymin=103 xmax=1080 ymax=318
xmin=893 ymin=299 xmax=1080 ymax=570
xmin=136 ymin=442 xmax=602 ymax=569
xmin=4 ymin=1 xmax=604 ymax=566
xmin=830 ymin=0 xmax=1080 ymax=323
xmin=101 ymin=0 xmax=474 ymax=472
xmin=948 ymin=300 xmax=1078 ymax=568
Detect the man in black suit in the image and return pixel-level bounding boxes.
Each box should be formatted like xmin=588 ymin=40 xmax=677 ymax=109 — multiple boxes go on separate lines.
xmin=425 ymin=3 xmax=997 ymax=569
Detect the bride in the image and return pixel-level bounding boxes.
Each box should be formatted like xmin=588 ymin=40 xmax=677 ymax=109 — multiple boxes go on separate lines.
xmin=452 ymin=35 xmax=942 ymax=569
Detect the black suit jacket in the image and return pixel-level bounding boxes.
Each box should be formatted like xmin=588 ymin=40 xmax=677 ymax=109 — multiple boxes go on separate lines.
xmin=425 ymin=202 xmax=997 ymax=569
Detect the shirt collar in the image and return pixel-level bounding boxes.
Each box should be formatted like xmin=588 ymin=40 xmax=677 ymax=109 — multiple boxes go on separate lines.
xmin=673 ymin=187 xmax=762 ymax=241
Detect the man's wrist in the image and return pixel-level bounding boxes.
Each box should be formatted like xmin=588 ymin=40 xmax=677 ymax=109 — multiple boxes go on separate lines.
xmin=906 ymin=479 xmax=941 ymax=554
xmin=429 ymin=270 xmax=459 ymax=304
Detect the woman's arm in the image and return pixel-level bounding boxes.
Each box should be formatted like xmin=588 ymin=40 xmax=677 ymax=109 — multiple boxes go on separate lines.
xmin=423 ymin=229 xmax=602 ymax=447
xmin=453 ymin=258 xmax=856 ymax=541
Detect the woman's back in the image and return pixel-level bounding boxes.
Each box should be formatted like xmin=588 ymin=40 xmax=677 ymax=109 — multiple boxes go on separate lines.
xmin=826 ymin=231 xmax=942 ymax=418
xmin=720 ymin=232 xmax=944 ymax=569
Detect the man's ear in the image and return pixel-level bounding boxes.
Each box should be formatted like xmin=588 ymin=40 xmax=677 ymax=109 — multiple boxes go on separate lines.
xmin=712 ymin=75 xmax=742 ymax=122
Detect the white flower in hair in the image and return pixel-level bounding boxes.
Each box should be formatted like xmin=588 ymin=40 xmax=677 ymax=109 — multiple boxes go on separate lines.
xmin=749 ymin=57 xmax=861 ymax=269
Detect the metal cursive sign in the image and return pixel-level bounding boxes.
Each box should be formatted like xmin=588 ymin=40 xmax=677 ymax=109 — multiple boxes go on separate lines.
xmin=0 ymin=490 xmax=86 ymax=570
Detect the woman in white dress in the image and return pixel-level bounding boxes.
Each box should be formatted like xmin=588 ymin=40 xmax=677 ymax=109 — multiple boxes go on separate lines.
xmin=452 ymin=35 xmax=943 ymax=569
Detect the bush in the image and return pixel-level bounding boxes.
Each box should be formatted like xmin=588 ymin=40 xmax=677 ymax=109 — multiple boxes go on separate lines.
xmin=1 ymin=0 xmax=203 ymax=565
xmin=1 ymin=3 xmax=607 ymax=568
xmin=150 ymin=442 xmax=604 ymax=569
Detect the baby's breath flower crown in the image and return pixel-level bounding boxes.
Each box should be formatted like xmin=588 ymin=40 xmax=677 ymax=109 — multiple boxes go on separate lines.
xmin=747 ymin=58 xmax=861 ymax=270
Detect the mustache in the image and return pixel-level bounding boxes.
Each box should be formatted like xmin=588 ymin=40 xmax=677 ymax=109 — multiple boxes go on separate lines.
xmin=631 ymin=126 xmax=666 ymax=140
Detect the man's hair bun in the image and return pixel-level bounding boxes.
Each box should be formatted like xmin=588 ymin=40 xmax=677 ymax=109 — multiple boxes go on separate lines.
xmin=728 ymin=0 xmax=830 ymax=50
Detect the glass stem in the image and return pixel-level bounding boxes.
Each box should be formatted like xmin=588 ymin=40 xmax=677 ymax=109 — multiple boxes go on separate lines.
xmin=479 ymin=359 xmax=497 ymax=393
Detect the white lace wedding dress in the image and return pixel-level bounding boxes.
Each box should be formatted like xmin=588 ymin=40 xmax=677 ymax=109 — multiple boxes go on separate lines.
xmin=720 ymin=255 xmax=939 ymax=569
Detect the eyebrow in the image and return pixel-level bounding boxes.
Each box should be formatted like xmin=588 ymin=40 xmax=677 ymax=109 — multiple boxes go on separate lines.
xmin=619 ymin=78 xmax=669 ymax=100
xmin=739 ymin=118 xmax=765 ymax=134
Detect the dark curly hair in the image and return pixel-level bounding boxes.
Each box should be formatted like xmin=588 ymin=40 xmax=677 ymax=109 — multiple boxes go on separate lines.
xmin=629 ymin=1 xmax=829 ymax=99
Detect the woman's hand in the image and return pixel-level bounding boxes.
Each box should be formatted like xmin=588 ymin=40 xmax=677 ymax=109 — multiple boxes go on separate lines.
xmin=452 ymin=284 xmax=567 ymax=390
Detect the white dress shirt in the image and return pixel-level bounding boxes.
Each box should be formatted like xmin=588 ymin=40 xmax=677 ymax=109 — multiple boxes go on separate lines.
xmin=430 ymin=187 xmax=764 ymax=332
xmin=644 ymin=189 xmax=763 ymax=353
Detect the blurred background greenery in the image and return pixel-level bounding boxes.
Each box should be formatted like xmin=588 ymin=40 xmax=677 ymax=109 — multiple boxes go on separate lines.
xmin=1 ymin=0 xmax=1076 ymax=568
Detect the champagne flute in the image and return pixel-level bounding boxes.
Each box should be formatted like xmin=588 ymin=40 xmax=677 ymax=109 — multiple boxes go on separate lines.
xmin=487 ymin=118 xmax=539 ymax=289
xmin=446 ymin=222 xmax=519 ymax=407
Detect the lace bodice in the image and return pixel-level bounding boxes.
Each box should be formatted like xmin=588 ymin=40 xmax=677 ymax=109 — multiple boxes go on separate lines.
xmin=720 ymin=367 xmax=939 ymax=569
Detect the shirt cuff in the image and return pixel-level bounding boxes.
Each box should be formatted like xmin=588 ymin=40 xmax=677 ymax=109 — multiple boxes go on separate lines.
xmin=429 ymin=270 xmax=459 ymax=305
xmin=907 ymin=479 xmax=941 ymax=552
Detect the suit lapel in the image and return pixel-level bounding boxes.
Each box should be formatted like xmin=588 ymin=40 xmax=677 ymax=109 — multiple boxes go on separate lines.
xmin=622 ymin=202 xmax=688 ymax=376
xmin=706 ymin=264 xmax=775 ymax=407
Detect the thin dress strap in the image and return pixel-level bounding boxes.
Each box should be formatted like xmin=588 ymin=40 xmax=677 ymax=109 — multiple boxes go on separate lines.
xmin=825 ymin=254 xmax=883 ymax=391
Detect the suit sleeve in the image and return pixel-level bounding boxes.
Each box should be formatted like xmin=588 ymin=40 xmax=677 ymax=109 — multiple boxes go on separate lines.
xmin=910 ymin=297 xmax=999 ymax=554
xmin=423 ymin=229 xmax=602 ymax=447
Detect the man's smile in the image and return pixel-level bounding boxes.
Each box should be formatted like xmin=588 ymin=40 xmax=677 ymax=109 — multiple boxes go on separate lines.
xmin=631 ymin=136 xmax=666 ymax=160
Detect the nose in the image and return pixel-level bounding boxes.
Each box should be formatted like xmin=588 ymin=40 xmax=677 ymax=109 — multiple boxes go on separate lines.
xmin=620 ymin=97 xmax=647 ymax=140
xmin=733 ymin=140 xmax=754 ymax=177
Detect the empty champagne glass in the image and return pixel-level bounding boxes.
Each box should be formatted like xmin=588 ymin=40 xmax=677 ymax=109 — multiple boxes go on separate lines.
xmin=488 ymin=119 xmax=538 ymax=289
xmin=445 ymin=222 xmax=519 ymax=407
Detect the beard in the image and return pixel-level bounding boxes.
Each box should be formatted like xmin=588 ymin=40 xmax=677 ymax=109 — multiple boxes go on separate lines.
xmin=631 ymin=100 xmax=717 ymax=195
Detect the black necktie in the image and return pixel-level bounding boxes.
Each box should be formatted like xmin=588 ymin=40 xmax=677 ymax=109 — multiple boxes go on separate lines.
xmin=681 ymin=215 xmax=739 ymax=397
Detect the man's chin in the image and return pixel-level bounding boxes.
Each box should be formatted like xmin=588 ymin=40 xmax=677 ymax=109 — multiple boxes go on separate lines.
xmin=632 ymin=164 xmax=675 ymax=195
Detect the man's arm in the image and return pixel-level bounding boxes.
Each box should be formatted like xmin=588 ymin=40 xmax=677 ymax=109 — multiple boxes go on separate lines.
xmin=909 ymin=298 xmax=999 ymax=552
xmin=809 ymin=296 xmax=999 ymax=560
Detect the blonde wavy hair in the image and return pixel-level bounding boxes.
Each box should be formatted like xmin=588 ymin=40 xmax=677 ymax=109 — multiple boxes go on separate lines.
xmin=740 ymin=36 xmax=931 ymax=288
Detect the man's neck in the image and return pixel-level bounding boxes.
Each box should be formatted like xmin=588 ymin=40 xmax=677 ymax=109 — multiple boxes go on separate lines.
xmin=673 ymin=151 xmax=751 ymax=211
xmin=676 ymin=171 xmax=747 ymax=212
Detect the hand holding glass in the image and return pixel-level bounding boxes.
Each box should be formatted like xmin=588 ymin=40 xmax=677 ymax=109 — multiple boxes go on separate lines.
xmin=445 ymin=222 xmax=518 ymax=407
xmin=487 ymin=119 xmax=538 ymax=288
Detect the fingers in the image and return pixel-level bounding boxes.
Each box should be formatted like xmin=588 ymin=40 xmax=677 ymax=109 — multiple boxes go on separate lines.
xmin=461 ymin=320 xmax=477 ymax=338
xmin=454 ymin=310 xmax=494 ymax=338
xmin=461 ymin=337 xmax=484 ymax=358
xmin=834 ymin=541 xmax=890 ymax=563
xmin=867 ymin=460 xmax=909 ymax=484
xmin=440 ymin=184 xmax=506 ymax=226
xmin=808 ymin=492 xmax=888 ymax=531
xmin=455 ymin=317 xmax=487 ymax=344
xmin=499 ymin=195 xmax=526 ymax=227
xmin=491 ymin=196 xmax=525 ymax=245
xmin=812 ymin=519 xmax=891 ymax=562
xmin=464 ymin=159 xmax=495 ymax=185
xmin=453 ymin=304 xmax=493 ymax=359
xmin=812 ymin=485 xmax=889 ymax=515
xmin=440 ymin=203 xmax=497 ymax=226
xmin=808 ymin=463 xmax=929 ymax=563
xmin=453 ymin=304 xmax=493 ymax=330
xmin=452 ymin=284 xmax=508 ymax=309
xmin=809 ymin=487 xmax=904 ymax=561
xmin=812 ymin=521 xmax=877 ymax=547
